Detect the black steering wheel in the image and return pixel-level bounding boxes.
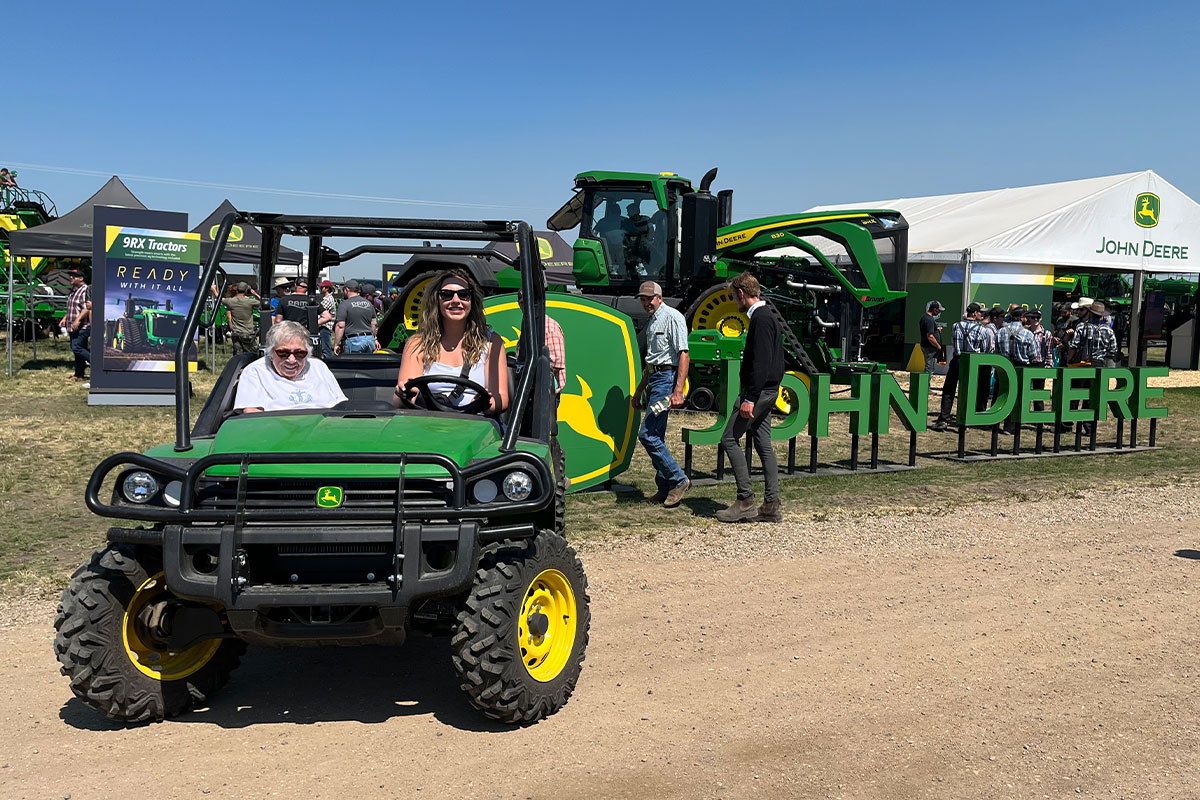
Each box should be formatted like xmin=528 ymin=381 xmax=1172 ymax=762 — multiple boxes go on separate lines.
xmin=402 ymin=374 xmax=493 ymax=415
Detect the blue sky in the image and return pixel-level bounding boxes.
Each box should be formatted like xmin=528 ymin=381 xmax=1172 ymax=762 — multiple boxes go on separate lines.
xmin=6 ymin=1 xmax=1199 ymax=279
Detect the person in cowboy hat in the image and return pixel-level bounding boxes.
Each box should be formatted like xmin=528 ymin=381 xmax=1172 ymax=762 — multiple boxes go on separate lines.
xmin=270 ymin=275 xmax=292 ymax=313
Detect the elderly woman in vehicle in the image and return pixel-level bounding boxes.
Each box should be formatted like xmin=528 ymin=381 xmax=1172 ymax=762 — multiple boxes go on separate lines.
xmin=393 ymin=269 xmax=508 ymax=413
xmin=234 ymin=320 xmax=347 ymax=412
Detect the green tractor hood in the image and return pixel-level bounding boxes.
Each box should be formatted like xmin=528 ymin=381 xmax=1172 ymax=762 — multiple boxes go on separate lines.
xmin=202 ymin=413 xmax=505 ymax=478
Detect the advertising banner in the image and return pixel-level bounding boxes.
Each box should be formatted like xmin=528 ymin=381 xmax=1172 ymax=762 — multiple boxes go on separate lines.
xmin=90 ymin=207 xmax=197 ymax=406
xmin=100 ymin=226 xmax=201 ymax=372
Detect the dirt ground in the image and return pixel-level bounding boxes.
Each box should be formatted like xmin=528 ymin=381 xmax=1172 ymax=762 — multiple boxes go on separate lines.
xmin=1 ymin=482 xmax=1197 ymax=800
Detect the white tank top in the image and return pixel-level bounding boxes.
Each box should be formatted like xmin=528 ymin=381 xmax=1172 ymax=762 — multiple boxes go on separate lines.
xmin=424 ymin=340 xmax=491 ymax=407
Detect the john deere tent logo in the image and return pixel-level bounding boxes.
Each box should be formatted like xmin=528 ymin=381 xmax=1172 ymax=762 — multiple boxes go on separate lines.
xmin=1134 ymin=193 xmax=1159 ymax=229
xmin=209 ymin=224 xmax=245 ymax=242
xmin=538 ymin=237 xmax=555 ymax=260
xmin=316 ymin=486 xmax=343 ymax=508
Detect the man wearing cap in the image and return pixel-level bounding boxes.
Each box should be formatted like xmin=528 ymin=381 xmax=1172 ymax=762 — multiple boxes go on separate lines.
xmin=919 ymin=300 xmax=945 ymax=374
xmin=274 ymin=278 xmax=313 ymax=330
xmin=632 ymin=280 xmax=690 ymax=507
xmin=1025 ymin=308 xmax=1055 ymax=416
xmin=931 ymin=302 xmax=990 ymax=431
xmin=999 ymin=308 xmax=1037 ymax=435
xmin=216 ymin=281 xmax=259 ymax=355
xmin=64 ymin=269 xmax=91 ymax=382
xmin=333 ymin=279 xmax=379 ymax=355
xmin=316 ymin=280 xmax=339 ymax=359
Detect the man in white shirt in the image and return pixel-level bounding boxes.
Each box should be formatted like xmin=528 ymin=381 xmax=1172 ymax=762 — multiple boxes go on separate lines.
xmin=234 ymin=321 xmax=347 ymax=412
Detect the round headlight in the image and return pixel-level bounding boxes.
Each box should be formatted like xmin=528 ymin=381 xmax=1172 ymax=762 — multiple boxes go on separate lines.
xmin=122 ymin=471 xmax=160 ymax=504
xmin=162 ymin=480 xmax=183 ymax=508
xmin=501 ymin=470 xmax=533 ymax=502
xmin=472 ymin=479 xmax=498 ymax=504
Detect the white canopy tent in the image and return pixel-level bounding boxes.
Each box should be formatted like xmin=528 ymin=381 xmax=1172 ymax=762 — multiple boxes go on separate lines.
xmin=807 ymin=170 xmax=1200 ymax=365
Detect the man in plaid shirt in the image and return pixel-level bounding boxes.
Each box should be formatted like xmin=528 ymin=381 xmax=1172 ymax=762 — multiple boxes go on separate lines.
xmin=545 ymin=314 xmax=566 ymax=395
xmin=932 ymin=302 xmax=989 ymax=430
xmin=1065 ymin=300 xmax=1119 ymax=434
xmin=1000 ymin=309 xmax=1037 ymax=434
xmin=64 ymin=269 xmax=92 ymax=382
xmin=1068 ymin=300 xmax=1119 ymax=367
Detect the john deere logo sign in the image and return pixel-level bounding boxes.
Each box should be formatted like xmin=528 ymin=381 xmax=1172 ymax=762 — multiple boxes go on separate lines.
xmin=209 ymin=224 xmax=246 ymax=242
xmin=485 ymin=293 xmax=641 ymax=492
xmin=316 ymin=486 xmax=343 ymax=508
xmin=538 ymin=237 xmax=555 ymax=260
xmin=1134 ymin=193 xmax=1159 ymax=228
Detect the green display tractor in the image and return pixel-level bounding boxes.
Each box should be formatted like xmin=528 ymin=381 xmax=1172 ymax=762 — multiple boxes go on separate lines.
xmin=381 ymin=168 xmax=909 ymax=411
xmin=57 ymin=213 xmax=591 ymax=726
xmin=1 ymin=184 xmax=67 ymax=337
xmin=105 ymin=294 xmax=186 ymax=352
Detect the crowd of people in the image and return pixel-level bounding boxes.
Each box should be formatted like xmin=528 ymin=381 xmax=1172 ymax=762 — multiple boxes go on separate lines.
xmin=928 ymin=297 xmax=1120 ymax=433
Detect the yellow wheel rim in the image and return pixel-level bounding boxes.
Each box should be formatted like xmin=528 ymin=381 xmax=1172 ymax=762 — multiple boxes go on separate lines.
xmin=689 ymin=289 xmax=749 ymax=338
xmin=122 ymin=573 xmax=222 ymax=682
xmin=401 ymin=275 xmax=435 ymax=331
xmin=518 ymin=568 xmax=578 ymax=683
xmin=775 ymin=371 xmax=812 ymax=414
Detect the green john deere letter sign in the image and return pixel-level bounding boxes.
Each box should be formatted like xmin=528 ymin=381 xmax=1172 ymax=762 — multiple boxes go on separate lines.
xmin=485 ymin=293 xmax=641 ymax=492
xmin=1134 ymin=193 xmax=1160 ymax=228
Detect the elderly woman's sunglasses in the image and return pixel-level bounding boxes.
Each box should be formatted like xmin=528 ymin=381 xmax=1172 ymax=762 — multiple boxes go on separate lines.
xmin=437 ymin=288 xmax=473 ymax=302
xmin=272 ymin=348 xmax=309 ymax=360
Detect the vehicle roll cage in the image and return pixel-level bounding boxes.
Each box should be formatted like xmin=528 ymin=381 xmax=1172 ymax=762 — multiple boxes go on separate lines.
xmin=175 ymin=213 xmax=550 ymax=455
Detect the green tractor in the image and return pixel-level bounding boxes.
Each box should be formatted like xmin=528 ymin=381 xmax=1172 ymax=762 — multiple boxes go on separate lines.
xmin=106 ymin=294 xmax=186 ymax=352
xmin=57 ymin=213 xmax=590 ymax=726
xmin=381 ymin=168 xmax=908 ymax=411
xmin=1 ymin=184 xmax=67 ymax=337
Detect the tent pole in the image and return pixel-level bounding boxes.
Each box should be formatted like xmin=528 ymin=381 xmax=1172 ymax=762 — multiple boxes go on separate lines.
xmin=959 ymin=249 xmax=973 ymax=315
xmin=6 ymin=248 xmax=13 ymax=377
xmin=1129 ymin=270 xmax=1145 ymax=367
xmin=1191 ymin=274 xmax=1200 ymax=370
xmin=28 ymin=262 xmax=36 ymax=363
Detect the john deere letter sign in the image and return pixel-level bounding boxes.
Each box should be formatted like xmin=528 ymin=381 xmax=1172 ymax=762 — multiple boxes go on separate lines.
xmin=1093 ymin=191 xmax=1188 ymax=261
xmin=485 ymin=293 xmax=641 ymax=492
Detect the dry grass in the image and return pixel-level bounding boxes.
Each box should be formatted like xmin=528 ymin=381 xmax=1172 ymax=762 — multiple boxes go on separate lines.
xmin=0 ymin=335 xmax=1195 ymax=595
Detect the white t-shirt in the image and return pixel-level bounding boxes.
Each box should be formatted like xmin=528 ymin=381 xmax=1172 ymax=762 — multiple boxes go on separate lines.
xmin=234 ymin=357 xmax=348 ymax=411
xmin=424 ymin=340 xmax=491 ymax=407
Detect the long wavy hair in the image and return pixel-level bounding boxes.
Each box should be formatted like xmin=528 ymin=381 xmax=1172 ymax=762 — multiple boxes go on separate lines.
xmin=416 ymin=269 xmax=489 ymax=369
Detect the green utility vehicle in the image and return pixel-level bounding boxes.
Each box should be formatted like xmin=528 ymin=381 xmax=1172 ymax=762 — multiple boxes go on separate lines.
xmin=56 ymin=214 xmax=587 ymax=725
xmin=382 ymin=168 xmax=909 ymax=411
xmin=106 ymin=294 xmax=187 ymax=351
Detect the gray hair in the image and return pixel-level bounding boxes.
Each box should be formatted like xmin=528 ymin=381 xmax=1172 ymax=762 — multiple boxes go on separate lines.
xmin=266 ymin=321 xmax=312 ymax=353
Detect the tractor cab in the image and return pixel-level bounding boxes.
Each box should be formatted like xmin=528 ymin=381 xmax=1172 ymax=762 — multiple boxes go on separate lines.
xmin=548 ymin=170 xmax=703 ymax=295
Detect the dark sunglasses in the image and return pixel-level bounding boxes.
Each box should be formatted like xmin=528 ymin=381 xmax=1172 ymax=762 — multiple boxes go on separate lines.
xmin=273 ymin=348 xmax=308 ymax=360
xmin=437 ymin=288 xmax=473 ymax=302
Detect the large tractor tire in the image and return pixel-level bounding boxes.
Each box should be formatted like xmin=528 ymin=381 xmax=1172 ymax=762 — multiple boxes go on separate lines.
xmin=118 ymin=317 xmax=149 ymax=353
xmin=398 ymin=270 xmax=441 ymax=334
xmin=452 ymin=531 xmax=589 ymax=725
xmin=684 ymin=284 xmax=749 ymax=339
xmin=683 ymin=286 xmax=811 ymax=414
xmin=53 ymin=543 xmax=245 ymax=723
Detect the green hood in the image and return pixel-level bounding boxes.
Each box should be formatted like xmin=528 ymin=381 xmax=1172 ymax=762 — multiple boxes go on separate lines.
xmin=202 ymin=412 xmax=504 ymax=478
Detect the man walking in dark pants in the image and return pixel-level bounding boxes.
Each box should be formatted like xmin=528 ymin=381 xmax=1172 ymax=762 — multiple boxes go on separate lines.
xmin=919 ymin=300 xmax=945 ymax=375
xmin=64 ymin=269 xmax=91 ymax=383
xmin=633 ymin=281 xmax=691 ymax=507
xmin=931 ymin=302 xmax=987 ymax=431
xmin=716 ymin=273 xmax=785 ymax=524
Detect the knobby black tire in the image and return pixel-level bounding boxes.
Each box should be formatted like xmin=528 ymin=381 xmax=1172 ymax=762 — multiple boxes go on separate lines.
xmin=551 ymin=433 xmax=566 ymax=535
xmin=451 ymin=531 xmax=590 ymax=725
xmin=53 ymin=543 xmax=245 ymax=723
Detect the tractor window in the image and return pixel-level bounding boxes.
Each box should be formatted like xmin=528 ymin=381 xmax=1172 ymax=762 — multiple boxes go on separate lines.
xmin=798 ymin=235 xmax=870 ymax=290
xmin=582 ymin=190 xmax=668 ymax=282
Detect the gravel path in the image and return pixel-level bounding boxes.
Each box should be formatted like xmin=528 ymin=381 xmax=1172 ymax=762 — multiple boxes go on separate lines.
xmin=2 ymin=481 xmax=1197 ymax=799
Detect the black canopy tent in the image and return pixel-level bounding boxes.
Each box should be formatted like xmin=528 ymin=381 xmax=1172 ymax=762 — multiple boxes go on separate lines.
xmin=7 ymin=176 xmax=147 ymax=258
xmin=191 ymin=200 xmax=302 ymax=266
